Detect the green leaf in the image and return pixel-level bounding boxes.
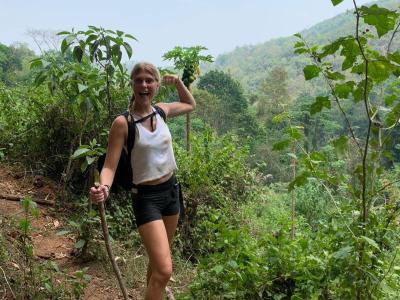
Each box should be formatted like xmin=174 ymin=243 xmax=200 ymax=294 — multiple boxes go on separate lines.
xmin=78 ymin=83 xmax=88 ymax=93
xmin=29 ymin=58 xmax=43 ymax=69
xmin=294 ymin=41 xmax=305 ymax=48
xmin=303 ymin=65 xmax=321 ymax=80
xmin=34 ymin=72 xmax=47 ymax=87
xmin=310 ymin=151 xmax=327 ymax=162
xmin=57 ymin=31 xmax=70 ymax=36
xmin=321 ymin=36 xmax=348 ymax=57
xmin=332 ymin=245 xmax=353 ymax=260
xmin=331 ymin=0 xmax=344 ymax=6
xmin=368 ymin=59 xmax=394 ymax=83
xmin=44 ymin=282 xmax=53 ymax=292
xmin=352 ymin=79 xmax=372 ymax=103
xmin=86 ymin=156 xmax=96 ymax=165
xmin=388 ymin=51 xmax=400 ymax=64
xmin=61 ymin=38 xmax=69 ymax=54
xmin=211 ymin=265 xmax=224 ymax=275
xmin=85 ymin=34 xmax=97 ymax=44
xmin=294 ymin=48 xmax=308 ymax=55
xmin=19 ymin=219 xmax=30 ymax=233
xmin=359 ymin=5 xmax=399 ymax=37
xmin=111 ymin=44 xmax=122 ymax=65
xmin=124 ymin=33 xmax=138 ymax=40
xmin=310 ymin=96 xmax=331 ymax=115
xmin=71 ymin=148 xmax=90 ymax=159
xmin=80 ymin=160 xmax=88 ymax=173
xmin=332 ymin=135 xmax=348 ymax=155
xmin=271 ymin=112 xmax=288 ymax=123
xmin=75 ymin=239 xmax=86 ymax=249
xmin=288 ymin=172 xmax=310 ymax=191
xmin=286 ymin=127 xmax=303 ymax=140
xmin=123 ymin=42 xmax=133 ymax=58
xmin=341 ymin=39 xmax=361 ymax=70
xmin=56 ymin=230 xmax=71 ymax=236
xmin=272 ymin=139 xmax=290 ymax=151
xmin=334 ymin=81 xmax=355 ymax=99
xmin=385 ymin=103 xmax=400 ymax=127
xmin=326 ymin=71 xmax=345 ymax=81
xmin=385 ymin=94 xmax=397 ymax=106
xmin=360 ymin=236 xmax=380 ymax=252
xmin=72 ymin=45 xmax=84 ymax=62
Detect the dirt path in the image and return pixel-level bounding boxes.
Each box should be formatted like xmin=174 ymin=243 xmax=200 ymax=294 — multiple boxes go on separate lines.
xmin=0 ymin=163 xmax=142 ymax=299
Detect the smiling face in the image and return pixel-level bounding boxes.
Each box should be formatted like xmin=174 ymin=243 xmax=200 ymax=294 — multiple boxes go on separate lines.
xmin=130 ymin=63 xmax=160 ymax=105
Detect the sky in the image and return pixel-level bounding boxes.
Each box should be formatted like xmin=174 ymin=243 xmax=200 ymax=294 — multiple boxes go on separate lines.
xmin=1 ymin=0 xmax=373 ymax=67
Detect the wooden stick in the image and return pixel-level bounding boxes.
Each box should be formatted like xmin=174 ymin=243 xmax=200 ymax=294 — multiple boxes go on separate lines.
xmin=0 ymin=194 xmax=53 ymax=206
xmin=98 ymin=202 xmax=129 ymax=300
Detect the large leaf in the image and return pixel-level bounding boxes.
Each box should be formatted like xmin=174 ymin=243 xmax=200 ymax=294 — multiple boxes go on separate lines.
xmin=303 ymin=65 xmax=321 ymax=80
xmin=368 ymin=59 xmax=394 ymax=83
xmin=310 ymin=96 xmax=331 ymax=115
xmin=360 ymin=236 xmax=380 ymax=252
xmin=359 ymin=5 xmax=399 ymax=37
xmin=332 ymin=245 xmax=353 ymax=260
xmin=123 ymin=42 xmax=133 ymax=58
xmin=78 ymin=83 xmax=88 ymax=93
xmin=124 ymin=33 xmax=137 ymax=40
xmin=29 ymin=58 xmax=43 ymax=69
xmin=272 ymin=139 xmax=290 ymax=151
xmin=75 ymin=239 xmax=86 ymax=249
xmin=288 ymin=172 xmax=310 ymax=191
xmin=286 ymin=127 xmax=303 ymax=140
xmin=271 ymin=112 xmax=288 ymax=123
xmin=334 ymin=81 xmax=355 ymax=99
xmin=341 ymin=38 xmax=361 ymax=70
xmin=71 ymin=148 xmax=90 ymax=159
xmin=72 ymin=45 xmax=84 ymax=62
xmin=331 ymin=0 xmax=344 ymax=6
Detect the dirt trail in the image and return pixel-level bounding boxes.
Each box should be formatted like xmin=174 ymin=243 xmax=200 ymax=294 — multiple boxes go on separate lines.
xmin=0 ymin=163 xmax=141 ymax=299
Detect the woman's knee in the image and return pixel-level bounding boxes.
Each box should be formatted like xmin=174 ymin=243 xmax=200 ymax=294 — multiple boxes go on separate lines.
xmin=151 ymin=261 xmax=173 ymax=283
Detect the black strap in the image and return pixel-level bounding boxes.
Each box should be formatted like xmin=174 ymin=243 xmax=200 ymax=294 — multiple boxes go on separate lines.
xmin=154 ymin=105 xmax=166 ymax=121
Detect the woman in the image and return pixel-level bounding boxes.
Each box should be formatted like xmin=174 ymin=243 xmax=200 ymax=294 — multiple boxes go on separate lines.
xmin=90 ymin=62 xmax=195 ymax=299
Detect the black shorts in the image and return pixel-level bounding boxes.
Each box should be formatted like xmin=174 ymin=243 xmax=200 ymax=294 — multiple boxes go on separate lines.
xmin=132 ymin=175 xmax=180 ymax=227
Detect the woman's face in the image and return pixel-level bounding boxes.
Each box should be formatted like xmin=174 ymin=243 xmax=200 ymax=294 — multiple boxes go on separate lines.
xmin=132 ymin=70 xmax=159 ymax=104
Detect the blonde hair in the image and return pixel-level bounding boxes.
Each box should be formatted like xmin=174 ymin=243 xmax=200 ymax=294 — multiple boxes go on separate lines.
xmin=128 ymin=62 xmax=160 ymax=120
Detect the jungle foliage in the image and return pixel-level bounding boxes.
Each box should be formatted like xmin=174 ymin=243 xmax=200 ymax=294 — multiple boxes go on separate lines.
xmin=0 ymin=0 xmax=400 ymax=299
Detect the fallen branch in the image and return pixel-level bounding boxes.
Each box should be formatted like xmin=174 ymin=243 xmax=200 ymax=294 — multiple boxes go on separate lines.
xmin=0 ymin=194 xmax=53 ymax=206
xmin=98 ymin=202 xmax=129 ymax=300
xmin=0 ymin=266 xmax=16 ymax=299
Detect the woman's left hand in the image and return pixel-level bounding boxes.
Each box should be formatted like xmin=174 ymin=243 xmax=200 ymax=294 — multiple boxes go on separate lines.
xmin=162 ymin=74 xmax=179 ymax=86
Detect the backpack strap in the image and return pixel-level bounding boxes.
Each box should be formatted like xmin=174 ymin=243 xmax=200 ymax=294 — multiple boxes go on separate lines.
xmin=121 ymin=111 xmax=136 ymax=158
xmin=154 ymin=105 xmax=166 ymax=121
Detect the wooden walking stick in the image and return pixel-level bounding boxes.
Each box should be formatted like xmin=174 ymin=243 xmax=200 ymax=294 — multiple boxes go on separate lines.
xmin=94 ymin=170 xmax=129 ymax=300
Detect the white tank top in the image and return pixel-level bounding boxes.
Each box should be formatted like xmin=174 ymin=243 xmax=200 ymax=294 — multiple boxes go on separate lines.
xmin=131 ymin=109 xmax=177 ymax=185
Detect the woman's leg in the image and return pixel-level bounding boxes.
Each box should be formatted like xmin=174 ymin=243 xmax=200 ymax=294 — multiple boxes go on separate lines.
xmin=146 ymin=214 xmax=179 ymax=285
xmin=139 ymin=214 xmax=179 ymax=300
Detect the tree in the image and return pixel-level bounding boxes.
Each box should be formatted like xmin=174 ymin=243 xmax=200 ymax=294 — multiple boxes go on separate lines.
xmin=272 ymin=1 xmax=400 ymax=297
xmin=163 ymin=46 xmax=213 ymax=151
xmin=0 ymin=43 xmax=23 ymax=85
xmin=257 ymin=67 xmax=290 ymax=121
xmin=197 ymin=70 xmax=261 ymax=139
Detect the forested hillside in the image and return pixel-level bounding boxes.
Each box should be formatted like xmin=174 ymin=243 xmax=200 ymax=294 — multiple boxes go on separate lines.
xmin=1 ymin=0 xmax=400 ymax=299
xmin=209 ymin=0 xmax=400 ymax=96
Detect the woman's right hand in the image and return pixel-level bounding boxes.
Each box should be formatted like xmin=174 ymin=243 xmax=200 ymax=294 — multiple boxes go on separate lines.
xmin=89 ymin=185 xmax=109 ymax=203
